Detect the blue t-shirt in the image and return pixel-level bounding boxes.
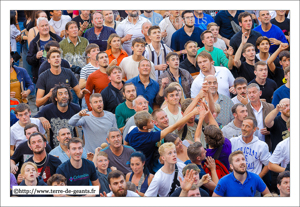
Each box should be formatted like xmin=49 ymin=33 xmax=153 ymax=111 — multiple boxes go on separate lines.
xmin=253 ymin=24 xmax=288 ymax=54
xmin=126 ymin=75 xmax=159 ymax=108
xmin=140 ymin=12 xmax=163 ymax=26
xmin=56 ymin=158 xmax=98 ymax=186
xmin=125 ymin=127 xmax=161 ymax=169
xmin=194 ymin=13 xmax=214 ymax=31
xmin=83 ymin=26 xmax=116 ymax=51
xmin=272 ymin=84 xmax=290 ymax=108
xmin=39 ymin=39 xmax=52 ymax=64
xmin=214 ymin=171 xmax=266 ymax=197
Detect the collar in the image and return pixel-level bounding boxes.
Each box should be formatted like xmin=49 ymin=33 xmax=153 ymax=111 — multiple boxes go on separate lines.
xmin=199 ymin=66 xmax=218 ymax=78
xmin=250 ymin=101 xmax=263 ymax=113
xmin=67 ymin=36 xmax=81 ymax=44
xmin=232 ymin=171 xmax=251 ymax=184
xmin=137 ymin=75 xmax=153 ymax=85
xmin=166 ymin=68 xmax=183 ymax=81
xmin=148 ymin=43 xmax=164 ymax=51
xmin=125 ymin=16 xmax=143 ymax=23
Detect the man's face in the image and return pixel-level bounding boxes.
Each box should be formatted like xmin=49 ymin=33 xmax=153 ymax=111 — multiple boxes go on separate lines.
xmin=96 ymin=155 xmax=109 ymax=171
xmin=29 ymin=135 xmax=46 ymax=154
xmin=123 ymin=85 xmax=137 ymax=102
xmin=231 ymin=154 xmax=247 ymax=175
xmin=235 ymin=84 xmax=247 ymax=98
xmin=149 ymin=28 xmax=161 ymax=42
xmin=165 ymin=90 xmax=180 ymax=106
xmin=37 ymin=19 xmax=50 ymax=36
xmin=183 ymin=12 xmax=195 ymax=27
xmin=23 ymin=165 xmax=38 ymax=182
xmin=199 ymin=146 xmax=206 ymax=161
xmin=109 ymin=176 xmax=127 ymax=197
xmin=241 ymin=119 xmax=256 ymax=139
xmin=254 ymin=65 xmax=268 ymax=80
xmin=239 ymin=16 xmax=252 ymax=30
xmin=141 ymin=22 xmax=152 ymax=37
xmin=25 ymin=127 xmax=38 ymax=140
xmin=109 ymin=69 xmax=122 ymax=84
xmin=205 ymin=76 xmax=218 ymax=95
xmin=280 ymin=99 xmax=290 ymax=118
xmin=52 ymin=10 xmax=62 ymax=18
xmin=81 ymin=10 xmax=90 ymax=19
xmin=68 ymin=142 xmax=83 ymax=162
xmin=56 ymin=88 xmax=69 ymax=107
xmin=48 ymin=52 xmax=62 ymax=67
xmin=162 ymin=147 xmax=177 ymax=164
xmin=138 ymin=60 xmax=151 ymax=76
xmin=197 ymin=56 xmax=213 ymax=73
xmin=102 ymin=10 xmax=114 ymax=23
xmin=247 ymin=87 xmax=261 ymax=102
xmin=276 ymin=10 xmax=286 ymax=16
xmin=280 ymin=57 xmax=290 ymax=69
xmin=132 ymin=42 xmax=145 ymax=56
xmin=202 ymin=33 xmax=214 ymax=47
xmin=167 ymin=55 xmax=179 ymax=70
xmin=278 ymin=177 xmax=290 ymax=197
xmin=187 ymin=188 xmax=201 ymax=197
xmin=66 ymin=23 xmax=78 ymax=38
xmin=208 ymin=25 xmax=219 ymax=38
xmin=194 ymin=10 xmax=203 ymax=16
xmin=57 ymin=128 xmax=72 ymax=147
xmin=146 ymin=118 xmax=154 ymax=130
xmin=259 ymin=11 xmax=271 ymax=24
xmin=169 ymin=10 xmax=180 ymax=17
xmin=134 ymin=97 xmax=148 ymax=112
xmin=90 ymin=97 xmax=104 ymax=113
xmin=88 ymin=47 xmax=100 ymax=61
xmin=16 ymin=109 xmax=31 ymax=125
xmin=186 ymin=42 xmax=197 ymax=58
xmin=242 ymin=46 xmax=256 ymax=61
xmin=107 ymin=131 xmax=122 ymax=149
xmin=126 ymin=10 xmax=139 ymax=18
xmin=234 ymin=105 xmax=248 ymax=122
xmin=97 ymin=53 xmax=109 ymax=68
xmin=92 ymin=13 xmax=103 ymax=28
xmin=153 ymin=111 xmax=169 ymax=129
xmin=257 ymin=40 xmax=270 ymax=53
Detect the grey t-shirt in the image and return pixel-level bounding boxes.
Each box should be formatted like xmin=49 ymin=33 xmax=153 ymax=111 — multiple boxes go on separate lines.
xmin=222 ymin=120 xmax=242 ymax=139
xmin=102 ymin=146 xmax=135 ymax=175
xmin=68 ymin=111 xmax=117 ymax=153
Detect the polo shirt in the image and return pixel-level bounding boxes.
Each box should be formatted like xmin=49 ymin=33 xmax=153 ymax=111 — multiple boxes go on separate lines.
xmin=179 ymin=57 xmax=200 ymax=76
xmin=49 ymin=144 xmax=87 ymax=163
xmin=196 ymin=47 xmax=229 ymax=68
xmin=214 ymin=171 xmax=266 ymax=197
xmin=249 ymin=78 xmax=278 ymax=103
xmin=84 ymin=26 xmax=116 ymax=51
xmin=230 ymin=30 xmax=262 ymax=55
xmin=194 ymin=13 xmax=214 ymax=31
xmin=126 ymin=75 xmax=159 ymax=108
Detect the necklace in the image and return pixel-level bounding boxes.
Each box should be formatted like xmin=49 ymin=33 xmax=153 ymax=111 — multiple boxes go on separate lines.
xmin=52 ymin=18 xmax=62 ymax=29
xmin=33 ymin=154 xmax=47 ymax=167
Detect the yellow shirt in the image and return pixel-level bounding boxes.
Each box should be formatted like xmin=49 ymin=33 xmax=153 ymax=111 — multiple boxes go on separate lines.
xmin=10 ymin=70 xmax=22 ymax=103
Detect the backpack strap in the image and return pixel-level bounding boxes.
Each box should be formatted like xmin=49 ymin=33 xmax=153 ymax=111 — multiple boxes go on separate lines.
xmin=39 ymin=154 xmax=49 ymax=178
xmin=213 ymin=145 xmax=223 ymax=161
xmin=167 ymin=164 xmax=180 ymax=196
xmin=181 ymin=124 xmax=188 ymax=141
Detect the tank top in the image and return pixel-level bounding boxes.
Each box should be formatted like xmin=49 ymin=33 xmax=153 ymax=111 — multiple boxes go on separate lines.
xmin=129 ymin=173 xmax=149 ymax=193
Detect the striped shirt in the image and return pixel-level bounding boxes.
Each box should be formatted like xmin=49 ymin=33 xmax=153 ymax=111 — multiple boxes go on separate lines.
xmin=80 ymin=63 xmax=99 ymax=80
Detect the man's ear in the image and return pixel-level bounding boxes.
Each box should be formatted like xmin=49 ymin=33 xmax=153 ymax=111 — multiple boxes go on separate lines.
xmin=106 ymin=137 xmax=110 ymax=144
xmin=239 ymin=22 xmax=242 ymax=27
xmin=259 ymin=90 xmax=262 ymax=96
xmin=254 ymin=70 xmax=257 ymax=76
xmin=109 ymin=184 xmax=112 ymax=191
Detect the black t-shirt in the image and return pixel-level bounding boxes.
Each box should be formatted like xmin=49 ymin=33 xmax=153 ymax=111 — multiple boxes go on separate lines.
xmin=56 ymin=159 xmax=98 ymax=186
xmin=34 ymin=103 xmax=80 ymax=148
xmin=270 ymin=18 xmax=290 ymax=35
xmin=248 ymin=78 xmax=278 ymax=103
xmin=38 ymin=59 xmax=70 ymax=77
xmin=27 ymin=154 xmax=62 ymax=183
xmin=236 ymin=61 xmax=256 ymax=83
xmin=11 ymin=140 xmax=52 ymax=176
xmin=268 ymin=115 xmax=288 ymax=152
xmin=72 ymin=15 xmax=93 ymax=34
xmin=36 ymin=67 xmax=78 ymax=105
xmin=170 ymin=186 xmax=209 ymax=197
xmin=101 ymin=82 xmax=125 ymax=114
xmin=268 ymin=66 xmax=285 ymax=88
xmin=179 ymin=58 xmax=200 ymax=76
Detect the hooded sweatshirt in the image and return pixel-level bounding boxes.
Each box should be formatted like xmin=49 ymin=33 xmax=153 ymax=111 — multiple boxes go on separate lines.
xmin=18 ymin=176 xmax=49 ymax=197
xmin=230 ymin=135 xmax=271 ymax=175
xmin=222 ymin=120 xmax=259 ymax=140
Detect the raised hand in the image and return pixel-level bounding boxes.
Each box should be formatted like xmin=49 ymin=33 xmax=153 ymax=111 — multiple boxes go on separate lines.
xmin=179 ymin=169 xmax=195 ymax=192
xmin=241 ymin=32 xmax=249 ymax=45
xmin=161 ymin=77 xmax=169 ymax=88
xmin=205 ymin=156 xmax=216 ymax=171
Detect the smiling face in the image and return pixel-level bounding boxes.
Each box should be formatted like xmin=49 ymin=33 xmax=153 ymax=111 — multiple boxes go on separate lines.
xmin=230 ymin=153 xmax=247 ymax=175
xmin=153 ymin=110 xmax=169 ymax=129
xmin=96 ymin=155 xmax=109 ymax=171
xmin=69 ymin=142 xmax=83 ymax=162
xmin=241 ymin=119 xmax=256 ymax=139
xmin=205 ymin=75 xmax=218 ymax=95
xmin=130 ymin=157 xmax=144 ymax=174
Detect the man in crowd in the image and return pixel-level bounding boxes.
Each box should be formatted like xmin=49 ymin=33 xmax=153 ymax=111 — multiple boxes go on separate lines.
xmin=72 ymin=10 xmax=93 ymax=36
xmin=34 ymin=83 xmax=80 ymax=148
xmin=49 ymin=10 xmax=71 ymax=38
xmin=11 ymin=103 xmax=45 ymax=156
xmin=272 ymin=67 xmax=290 ymax=108
xmin=68 ymin=93 xmax=117 ymax=153
xmin=162 ymin=86 xmax=182 ymax=127
xmin=141 ymin=22 xmax=152 ymax=45
xmin=84 ymin=11 xmax=116 ymax=51
xmin=276 ymin=171 xmax=290 ymax=197
xmin=270 ymin=10 xmax=290 ymax=43
xmin=103 ymin=10 xmax=120 ymax=30
xmin=194 ymin=10 xmax=214 ymax=31
xmin=231 ymin=77 xmax=249 ymax=105
xmin=49 ymin=127 xmax=87 ymax=163
xmin=152 ymin=109 xmax=169 ymax=132
xmin=179 ymin=41 xmax=200 ymax=78
xmin=116 ymin=10 xmax=150 ymax=55
xmin=140 ymin=10 xmax=163 ymax=26
xmin=102 ymin=127 xmax=135 ymax=175
xmin=207 ymin=23 xmax=227 ymax=52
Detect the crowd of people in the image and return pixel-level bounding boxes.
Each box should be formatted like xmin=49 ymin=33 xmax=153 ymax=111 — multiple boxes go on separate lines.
xmin=10 ymin=10 xmax=290 ymax=198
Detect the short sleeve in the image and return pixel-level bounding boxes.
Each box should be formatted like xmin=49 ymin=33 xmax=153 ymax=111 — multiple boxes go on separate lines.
xmin=260 ymin=143 xmax=271 ymax=166
xmin=144 ymin=174 xmax=160 ymax=197
xmin=56 ymin=165 xmax=65 ymax=176
xmin=213 ymin=178 xmax=227 ymax=196
xmin=269 ymin=142 xmax=284 ymax=165
xmin=255 ymin=174 xmax=267 ymax=193
xmin=36 ymin=73 xmax=47 ymax=90
xmin=89 ymin=161 xmax=98 ymax=181
xmin=150 ymin=131 xmax=161 ymax=143
xmin=10 ymin=130 xmax=16 ymax=146
xmin=68 ymin=70 xmax=79 ymax=88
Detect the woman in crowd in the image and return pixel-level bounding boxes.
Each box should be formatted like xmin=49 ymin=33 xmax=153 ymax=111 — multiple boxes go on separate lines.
xmin=164 ymin=133 xmax=191 ymax=163
xmin=106 ymin=33 xmax=128 ymax=67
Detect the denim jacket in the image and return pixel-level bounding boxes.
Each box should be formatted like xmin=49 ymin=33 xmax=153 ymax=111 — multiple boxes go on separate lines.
xmin=13 ymin=66 xmax=34 ymax=92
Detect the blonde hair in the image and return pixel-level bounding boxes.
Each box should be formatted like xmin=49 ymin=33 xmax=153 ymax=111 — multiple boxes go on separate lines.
xmin=214 ymin=103 xmax=221 ymax=114
xmin=20 ymin=162 xmax=38 ymax=176
xmin=134 ymin=111 xmax=152 ymax=130
xmin=106 ymin=33 xmax=122 ymax=50
xmin=158 ymin=142 xmax=175 ymax=156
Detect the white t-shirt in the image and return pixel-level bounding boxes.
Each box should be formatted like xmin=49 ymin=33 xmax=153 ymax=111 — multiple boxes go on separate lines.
xmin=145 ymin=162 xmax=185 ymax=197
xmin=191 ymin=66 xmax=235 ymax=98
xmin=269 ymin=137 xmax=290 ymax=168
xmin=119 ymin=56 xmax=156 ymax=80
xmin=230 ymin=135 xmax=271 ymax=175
xmin=231 ymin=96 xmax=250 ymax=105
xmin=49 ymin=15 xmax=72 ymax=36
xmin=163 ymin=106 xmax=182 ymax=127
xmin=213 ymin=38 xmax=227 ymax=52
xmin=10 ymin=118 xmax=46 ymax=148
xmin=107 ymin=190 xmax=140 ymax=197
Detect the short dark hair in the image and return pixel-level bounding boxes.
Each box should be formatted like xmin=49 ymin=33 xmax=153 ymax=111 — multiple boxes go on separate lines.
xmin=204 ymin=125 xmax=224 ymax=148
xmin=184 ymin=40 xmax=197 ymax=49
xmin=96 ymin=51 xmax=108 ymax=61
xmin=181 ymin=10 xmax=193 ymax=19
xmin=277 ymin=171 xmax=290 ymax=185
xmin=152 ymin=108 xmax=164 ymax=121
xmin=47 ymin=174 xmax=67 ymax=186
xmin=238 ymin=11 xmax=252 ymax=23
xmin=47 ymin=48 xmax=61 ymax=60
xmin=67 ymin=137 xmax=83 ymax=149
xmin=85 ymin=43 xmax=99 ymax=55
xmin=122 ymin=82 xmax=136 ymax=94
xmin=28 ymin=132 xmax=47 ymax=145
xmin=132 ymin=37 xmax=146 ymax=47
xmin=45 ymin=41 xmax=60 ymax=52
xmin=166 ymin=52 xmax=179 ymax=62
xmin=164 ymin=133 xmax=179 ymax=143
xmin=256 ymin=36 xmax=270 ymax=47
xmin=234 ymin=77 xmax=248 ymax=88
xmin=231 ymin=103 xmax=245 ymax=114
xmin=51 ymin=83 xmax=73 ymax=105
xmin=24 ymin=123 xmax=39 ymax=136
xmin=181 ymin=98 xmax=193 ymax=112
xmin=187 ymin=142 xmax=203 ymax=163
xmin=65 ymin=20 xmax=78 ymax=31
xmin=254 ymin=61 xmax=267 ymax=71
xmin=15 ymin=103 xmax=31 ymax=115
xmin=164 ymin=86 xmax=178 ymax=98
xmin=200 ymin=30 xmax=213 ymax=41
xmin=284 ymin=66 xmax=290 ymax=76
xmin=279 ymin=50 xmax=290 ymax=61
xmin=244 ymin=117 xmax=257 ymax=128
xmin=108 ymin=170 xmax=125 ymax=184
xmin=242 ymin=43 xmax=255 ymax=54
xmin=147 ymin=25 xmax=160 ymax=36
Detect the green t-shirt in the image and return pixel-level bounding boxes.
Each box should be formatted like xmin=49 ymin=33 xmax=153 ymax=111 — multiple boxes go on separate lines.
xmin=196 ymin=47 xmax=229 ymax=68
xmin=115 ymin=102 xmax=153 ymax=128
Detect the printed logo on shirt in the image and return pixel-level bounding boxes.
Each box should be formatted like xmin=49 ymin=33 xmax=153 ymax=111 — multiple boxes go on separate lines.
xmin=216 ymin=184 xmax=221 ymax=191
xmin=234 ymin=147 xmax=259 ymax=170
xmin=69 ymin=174 xmax=89 ymax=182
xmin=23 ymin=154 xmax=33 ymax=162
xmin=66 ymin=79 xmax=69 ymax=84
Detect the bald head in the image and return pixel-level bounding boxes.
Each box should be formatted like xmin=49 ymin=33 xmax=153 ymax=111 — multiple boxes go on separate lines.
xmin=279 ymin=98 xmax=290 ymax=118
xmin=204 ymin=75 xmax=217 ymax=81
xmin=133 ymin=96 xmax=149 ymax=112
xmin=279 ymin=98 xmax=290 ymax=105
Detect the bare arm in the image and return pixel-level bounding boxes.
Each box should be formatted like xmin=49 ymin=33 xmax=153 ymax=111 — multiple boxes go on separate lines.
xmin=79 ymin=79 xmax=87 ymax=89
xmin=234 ymin=32 xmax=249 ymax=69
xmin=267 ymin=43 xmax=289 ymax=73
xmin=261 ymin=187 xmax=271 ymax=196
xmin=265 ymin=103 xmax=286 ymax=128
xmin=36 ymin=88 xmax=52 ymax=107
xmin=227 ymin=46 xmax=234 ymax=70
xmin=212 ymin=192 xmax=222 ymax=197
xmin=268 ymin=162 xmax=286 ymax=173
xmin=258 ymin=165 xmax=269 ymax=178
xmin=10 ymin=145 xmax=15 ymax=157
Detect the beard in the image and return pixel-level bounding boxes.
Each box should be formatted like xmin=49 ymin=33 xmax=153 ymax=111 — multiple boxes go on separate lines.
xmin=114 ymin=188 xmax=127 ymax=197
xmin=128 ymin=11 xmax=138 ymax=18
xmin=233 ymin=164 xmax=247 ymax=175
xmin=34 ymin=147 xmax=45 ymax=155
xmin=58 ymin=100 xmax=69 ymax=107
xmin=185 ymin=24 xmax=194 ymax=28
xmin=144 ymin=10 xmax=152 ymax=13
